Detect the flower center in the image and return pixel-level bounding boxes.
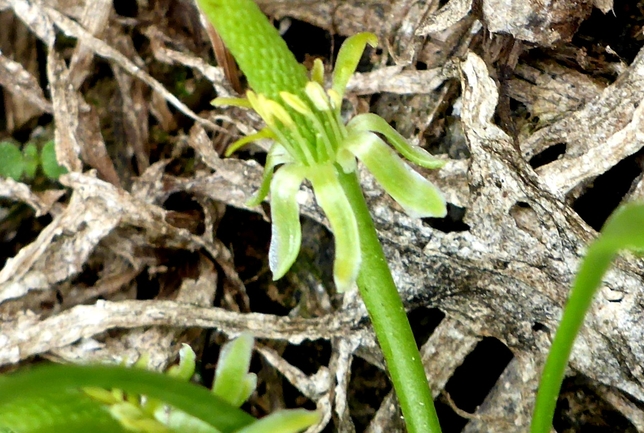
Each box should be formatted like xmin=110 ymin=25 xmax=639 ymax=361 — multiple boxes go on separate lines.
xmin=248 ymin=81 xmax=348 ymax=168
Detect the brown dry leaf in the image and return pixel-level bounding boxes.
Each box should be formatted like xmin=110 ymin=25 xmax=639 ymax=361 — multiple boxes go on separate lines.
xmin=0 ymin=179 xmax=64 ymax=217
xmin=481 ymin=0 xmax=593 ymax=46
xmin=67 ymin=0 xmax=111 ymax=89
xmin=0 ymin=49 xmax=52 ymax=115
xmin=0 ymin=171 xmax=221 ymax=303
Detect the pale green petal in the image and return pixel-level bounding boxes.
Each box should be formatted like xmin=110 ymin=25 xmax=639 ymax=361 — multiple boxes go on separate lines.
xmin=345 ymin=132 xmax=447 ymax=218
xmin=269 ymin=165 xmax=306 ymax=280
xmin=225 ymin=127 xmax=275 ymax=156
xmin=246 ymin=144 xmax=293 ymax=207
xmin=212 ymin=333 xmax=256 ymax=408
xmin=234 ymin=409 xmax=321 ymax=433
xmin=347 ymin=113 xmax=445 ymax=169
xmin=309 ymin=165 xmax=361 ymax=292
xmin=332 ymin=32 xmax=378 ymax=100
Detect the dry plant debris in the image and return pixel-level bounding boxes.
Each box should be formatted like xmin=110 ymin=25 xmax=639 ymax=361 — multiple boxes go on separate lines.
xmin=1 ymin=0 xmax=644 ymax=432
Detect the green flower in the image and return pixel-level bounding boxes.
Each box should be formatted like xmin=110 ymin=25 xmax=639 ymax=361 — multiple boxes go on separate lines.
xmin=215 ymin=33 xmax=446 ymax=292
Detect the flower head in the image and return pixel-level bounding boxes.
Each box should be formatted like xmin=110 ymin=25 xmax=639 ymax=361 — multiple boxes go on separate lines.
xmin=214 ymin=33 xmax=446 ymax=292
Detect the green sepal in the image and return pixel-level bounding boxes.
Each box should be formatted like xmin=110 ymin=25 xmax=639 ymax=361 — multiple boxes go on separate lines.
xmin=309 ymin=165 xmax=361 ymax=292
xmin=234 ymin=409 xmax=321 ymax=433
xmin=347 ymin=113 xmax=445 ymax=169
xmin=345 ymin=131 xmax=447 ymax=218
xmin=246 ymin=144 xmax=293 ymax=207
xmin=268 ymin=165 xmax=306 ymax=280
xmin=332 ymin=33 xmax=378 ymax=102
xmin=212 ymin=333 xmax=256 ymax=408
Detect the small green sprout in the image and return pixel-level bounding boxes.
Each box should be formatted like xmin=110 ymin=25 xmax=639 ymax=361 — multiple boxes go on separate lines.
xmin=0 ymin=140 xmax=67 ymax=181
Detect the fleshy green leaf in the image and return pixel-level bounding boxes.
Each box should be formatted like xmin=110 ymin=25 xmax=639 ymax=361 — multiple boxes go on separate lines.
xmin=0 ymin=142 xmax=25 ymax=180
xmin=345 ymin=131 xmax=446 ymax=218
xmin=40 ymin=141 xmax=68 ymax=180
xmin=0 ymin=364 xmax=255 ymax=433
xmin=22 ymin=143 xmax=39 ymax=179
xmin=234 ymin=409 xmax=321 ymax=433
xmin=332 ymin=32 xmax=378 ymax=101
xmin=196 ymin=0 xmax=308 ymax=99
xmin=0 ymin=389 xmax=127 ymax=433
xmin=212 ymin=333 xmax=256 ymax=408
xmin=309 ymin=165 xmax=361 ymax=292
xmin=347 ymin=113 xmax=445 ymax=169
xmin=268 ymin=165 xmax=306 ymax=280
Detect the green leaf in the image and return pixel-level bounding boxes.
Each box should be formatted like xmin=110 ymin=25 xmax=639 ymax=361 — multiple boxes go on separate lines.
xmin=347 ymin=113 xmax=445 ymax=169
xmin=0 ymin=142 xmax=25 ymax=180
xmin=345 ymin=131 xmax=447 ymax=218
xmin=0 ymin=364 xmax=255 ymax=433
xmin=531 ymin=202 xmax=644 ymax=433
xmin=22 ymin=143 xmax=39 ymax=179
xmin=0 ymin=389 xmax=127 ymax=433
xmin=40 ymin=141 xmax=68 ymax=180
xmin=212 ymin=333 xmax=256 ymax=408
xmin=309 ymin=165 xmax=361 ymax=292
xmin=268 ymin=165 xmax=306 ymax=280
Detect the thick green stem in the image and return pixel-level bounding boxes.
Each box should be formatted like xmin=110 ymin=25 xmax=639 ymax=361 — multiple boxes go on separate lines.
xmin=338 ymin=169 xmax=442 ymax=433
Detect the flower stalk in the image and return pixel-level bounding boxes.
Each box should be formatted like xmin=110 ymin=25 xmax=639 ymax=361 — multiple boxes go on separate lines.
xmin=339 ymin=169 xmax=442 ymax=433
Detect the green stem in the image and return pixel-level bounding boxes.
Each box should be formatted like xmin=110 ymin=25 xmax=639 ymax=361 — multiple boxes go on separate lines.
xmin=338 ymin=169 xmax=442 ymax=433
xmin=530 ymin=247 xmax=615 ymax=433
